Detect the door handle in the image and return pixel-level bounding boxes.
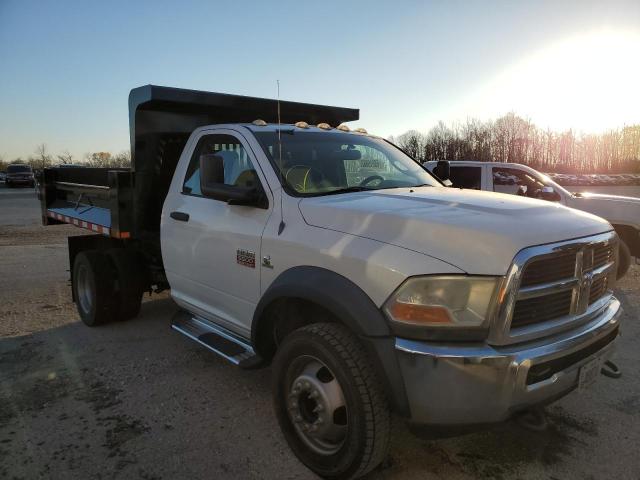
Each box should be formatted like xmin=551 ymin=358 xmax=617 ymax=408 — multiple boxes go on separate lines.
xmin=170 ymin=211 xmax=190 ymax=222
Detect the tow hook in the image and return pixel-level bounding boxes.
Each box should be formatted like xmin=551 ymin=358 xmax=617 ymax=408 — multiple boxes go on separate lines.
xmin=516 ymin=407 xmax=548 ymax=432
xmin=601 ymin=360 xmax=622 ymax=379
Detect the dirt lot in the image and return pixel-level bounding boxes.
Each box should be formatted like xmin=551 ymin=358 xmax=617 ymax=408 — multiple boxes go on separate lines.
xmin=1 ymin=186 xmax=639 ymax=480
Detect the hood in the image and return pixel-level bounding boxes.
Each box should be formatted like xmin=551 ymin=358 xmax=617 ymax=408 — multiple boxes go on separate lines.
xmin=568 ymin=192 xmax=640 ymax=227
xmin=299 ymin=187 xmax=612 ymax=275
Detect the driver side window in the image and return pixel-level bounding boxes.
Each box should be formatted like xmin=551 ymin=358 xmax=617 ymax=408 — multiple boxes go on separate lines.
xmin=183 ymin=134 xmax=259 ymax=197
xmin=492 ymin=167 xmax=543 ymax=197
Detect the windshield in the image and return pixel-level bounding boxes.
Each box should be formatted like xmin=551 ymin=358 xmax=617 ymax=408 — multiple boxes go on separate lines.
xmin=254 ymin=130 xmax=441 ymax=196
xmin=7 ymin=165 xmax=32 ymax=173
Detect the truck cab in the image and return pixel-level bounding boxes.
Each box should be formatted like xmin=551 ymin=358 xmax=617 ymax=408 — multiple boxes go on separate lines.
xmin=424 ymin=160 xmax=639 ymax=278
xmin=40 ymin=86 xmax=624 ymax=480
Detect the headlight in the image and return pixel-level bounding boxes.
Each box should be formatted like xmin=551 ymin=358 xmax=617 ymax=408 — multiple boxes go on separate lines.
xmin=383 ymin=276 xmax=500 ymax=340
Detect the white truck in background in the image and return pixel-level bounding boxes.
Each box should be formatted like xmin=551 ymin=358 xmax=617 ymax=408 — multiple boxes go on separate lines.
xmin=425 ymin=160 xmax=639 ymax=279
xmin=40 ymin=86 xmax=624 ymax=479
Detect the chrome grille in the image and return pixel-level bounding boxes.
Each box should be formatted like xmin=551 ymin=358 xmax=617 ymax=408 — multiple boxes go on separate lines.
xmin=589 ymin=275 xmax=609 ymax=304
xmin=520 ymin=251 xmax=576 ymax=287
xmin=511 ymin=290 xmax=573 ymax=328
xmin=490 ymin=231 xmax=618 ymax=346
xmin=593 ymin=244 xmax=614 ymax=269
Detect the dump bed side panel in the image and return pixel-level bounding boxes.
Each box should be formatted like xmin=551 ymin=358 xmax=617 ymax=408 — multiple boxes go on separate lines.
xmin=40 ymin=167 xmax=133 ymax=239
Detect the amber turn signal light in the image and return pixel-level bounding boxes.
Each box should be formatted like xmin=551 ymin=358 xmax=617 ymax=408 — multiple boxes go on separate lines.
xmin=388 ymin=302 xmax=453 ymax=325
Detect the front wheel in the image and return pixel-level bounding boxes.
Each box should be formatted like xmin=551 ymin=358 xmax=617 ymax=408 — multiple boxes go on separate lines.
xmin=272 ymin=323 xmax=390 ymax=479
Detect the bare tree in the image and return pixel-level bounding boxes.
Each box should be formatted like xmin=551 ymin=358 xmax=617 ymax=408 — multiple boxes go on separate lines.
xmin=34 ymin=144 xmax=53 ymax=170
xmin=84 ymin=152 xmax=113 ymax=167
xmin=396 ymin=130 xmax=425 ymax=160
xmin=396 ymin=117 xmax=640 ymax=174
xmin=56 ymin=151 xmax=74 ymax=165
xmin=111 ymin=151 xmax=131 ymax=167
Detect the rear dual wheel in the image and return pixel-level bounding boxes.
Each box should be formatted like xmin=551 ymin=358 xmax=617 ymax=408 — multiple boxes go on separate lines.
xmin=72 ymin=249 xmax=145 ymax=326
xmin=73 ymin=251 xmax=118 ymax=326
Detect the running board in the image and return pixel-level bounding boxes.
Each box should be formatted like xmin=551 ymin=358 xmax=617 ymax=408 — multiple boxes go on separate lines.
xmin=171 ymin=311 xmax=263 ymax=369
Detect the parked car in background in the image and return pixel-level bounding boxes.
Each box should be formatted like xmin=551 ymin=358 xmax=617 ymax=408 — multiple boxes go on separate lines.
xmin=425 ymin=160 xmax=639 ymax=279
xmin=0 ymin=171 xmax=6 ymax=182
xmin=5 ymin=164 xmax=35 ymax=188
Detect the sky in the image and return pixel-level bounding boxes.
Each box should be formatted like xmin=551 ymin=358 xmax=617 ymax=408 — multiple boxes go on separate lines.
xmin=1 ymin=0 xmax=639 ymax=162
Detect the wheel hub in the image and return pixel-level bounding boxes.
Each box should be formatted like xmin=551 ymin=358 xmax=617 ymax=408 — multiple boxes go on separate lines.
xmin=287 ymin=358 xmax=347 ymax=455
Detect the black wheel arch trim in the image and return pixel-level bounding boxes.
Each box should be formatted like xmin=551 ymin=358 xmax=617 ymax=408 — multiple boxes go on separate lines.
xmin=252 ymin=265 xmax=410 ymax=416
xmin=613 ymin=224 xmax=640 ymax=258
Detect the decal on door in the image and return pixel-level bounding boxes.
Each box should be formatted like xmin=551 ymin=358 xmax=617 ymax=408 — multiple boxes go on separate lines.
xmin=236 ymin=249 xmax=256 ymax=268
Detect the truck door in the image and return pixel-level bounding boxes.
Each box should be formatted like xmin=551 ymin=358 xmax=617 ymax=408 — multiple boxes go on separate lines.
xmin=162 ymin=130 xmax=272 ymax=337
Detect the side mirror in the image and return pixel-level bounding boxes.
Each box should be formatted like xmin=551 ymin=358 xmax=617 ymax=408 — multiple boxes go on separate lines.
xmin=199 ymin=154 xmax=264 ymax=207
xmin=539 ymin=185 xmax=561 ymax=202
xmin=432 ymin=160 xmax=450 ymax=181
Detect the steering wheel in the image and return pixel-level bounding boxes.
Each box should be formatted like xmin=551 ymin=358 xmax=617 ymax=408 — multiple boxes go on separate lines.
xmin=359 ymin=175 xmax=384 ymax=188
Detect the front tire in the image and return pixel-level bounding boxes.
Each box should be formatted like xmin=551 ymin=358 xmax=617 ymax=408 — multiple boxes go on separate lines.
xmin=72 ymin=250 xmax=118 ymax=326
xmin=273 ymin=323 xmax=390 ymax=479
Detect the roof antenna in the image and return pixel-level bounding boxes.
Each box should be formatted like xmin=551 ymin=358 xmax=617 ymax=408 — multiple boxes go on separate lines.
xmin=277 ymin=79 xmax=286 ymax=235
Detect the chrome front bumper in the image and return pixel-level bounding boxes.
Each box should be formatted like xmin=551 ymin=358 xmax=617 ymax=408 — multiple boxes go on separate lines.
xmin=395 ymin=297 xmax=621 ymax=426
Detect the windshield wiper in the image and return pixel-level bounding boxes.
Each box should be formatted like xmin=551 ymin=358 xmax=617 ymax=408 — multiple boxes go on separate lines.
xmin=320 ymin=186 xmax=374 ymax=196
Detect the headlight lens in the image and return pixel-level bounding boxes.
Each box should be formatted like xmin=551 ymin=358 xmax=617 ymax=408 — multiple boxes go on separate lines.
xmin=384 ymin=276 xmax=499 ymax=335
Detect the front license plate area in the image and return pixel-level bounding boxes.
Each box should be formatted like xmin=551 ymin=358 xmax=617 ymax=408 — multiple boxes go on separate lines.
xmin=578 ymin=356 xmax=602 ymax=392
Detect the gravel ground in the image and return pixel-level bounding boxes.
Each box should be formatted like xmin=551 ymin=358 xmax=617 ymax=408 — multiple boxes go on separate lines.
xmin=0 ymin=187 xmax=639 ymax=480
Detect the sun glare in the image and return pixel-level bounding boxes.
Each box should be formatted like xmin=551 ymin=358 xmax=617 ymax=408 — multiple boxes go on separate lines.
xmin=469 ymin=31 xmax=640 ymax=132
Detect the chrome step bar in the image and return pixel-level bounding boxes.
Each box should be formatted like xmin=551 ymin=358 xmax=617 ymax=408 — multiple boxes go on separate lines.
xmin=171 ymin=311 xmax=261 ymax=368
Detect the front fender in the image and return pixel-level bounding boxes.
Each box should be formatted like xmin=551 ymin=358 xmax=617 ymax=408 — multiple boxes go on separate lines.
xmin=253 ymin=266 xmax=390 ymax=340
xmin=252 ymin=266 xmax=410 ymax=416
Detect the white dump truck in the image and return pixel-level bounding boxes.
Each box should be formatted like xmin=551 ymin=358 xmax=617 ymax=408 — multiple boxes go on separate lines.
xmin=40 ymin=86 xmax=623 ymax=479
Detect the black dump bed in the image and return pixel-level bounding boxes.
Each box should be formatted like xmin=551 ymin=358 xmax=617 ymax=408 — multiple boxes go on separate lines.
xmin=40 ymin=85 xmax=359 ymax=254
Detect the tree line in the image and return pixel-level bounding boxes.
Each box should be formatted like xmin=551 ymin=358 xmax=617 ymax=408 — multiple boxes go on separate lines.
xmin=0 ymin=144 xmax=131 ymax=171
xmin=3 ymin=115 xmax=640 ymax=174
xmin=389 ymin=113 xmax=640 ymax=173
